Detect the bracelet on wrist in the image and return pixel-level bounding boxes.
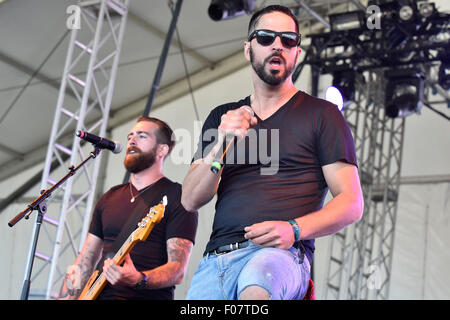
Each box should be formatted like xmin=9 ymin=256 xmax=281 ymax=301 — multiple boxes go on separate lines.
xmin=288 ymin=219 xmax=301 ymax=243
xmin=134 ymin=271 xmax=148 ymax=290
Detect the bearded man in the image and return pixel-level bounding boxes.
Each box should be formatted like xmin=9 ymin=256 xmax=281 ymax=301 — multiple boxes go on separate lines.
xmin=59 ymin=117 xmax=198 ymax=300
xmin=182 ymin=5 xmax=363 ymax=300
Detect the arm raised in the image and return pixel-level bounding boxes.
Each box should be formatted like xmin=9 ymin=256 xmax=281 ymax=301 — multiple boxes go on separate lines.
xmin=181 ymin=106 xmax=257 ymax=212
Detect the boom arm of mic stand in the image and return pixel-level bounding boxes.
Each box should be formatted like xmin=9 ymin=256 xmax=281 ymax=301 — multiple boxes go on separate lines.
xmin=7 ymin=145 xmax=101 ymax=300
xmin=8 ymin=146 xmax=101 ymax=227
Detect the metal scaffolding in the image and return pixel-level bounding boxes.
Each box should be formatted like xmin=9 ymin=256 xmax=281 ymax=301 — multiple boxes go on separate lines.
xmin=23 ymin=0 xmax=129 ymax=299
xmin=323 ymin=69 xmax=405 ymax=299
xmin=295 ymin=1 xmax=448 ymax=298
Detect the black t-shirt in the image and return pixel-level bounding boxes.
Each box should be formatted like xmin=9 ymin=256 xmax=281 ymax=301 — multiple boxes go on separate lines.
xmin=89 ymin=177 xmax=198 ymax=300
xmin=193 ymin=91 xmax=357 ymax=264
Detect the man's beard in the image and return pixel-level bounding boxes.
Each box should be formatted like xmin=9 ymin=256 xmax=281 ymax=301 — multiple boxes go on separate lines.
xmin=249 ymin=46 xmax=296 ymax=86
xmin=124 ymin=145 xmax=157 ymax=173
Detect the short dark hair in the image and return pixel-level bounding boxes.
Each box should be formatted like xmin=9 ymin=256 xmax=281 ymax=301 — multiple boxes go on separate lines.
xmin=248 ymin=5 xmax=299 ymax=36
xmin=137 ymin=116 xmax=175 ymax=154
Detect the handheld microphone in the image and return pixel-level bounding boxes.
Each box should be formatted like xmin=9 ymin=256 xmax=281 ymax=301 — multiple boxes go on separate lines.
xmin=210 ymin=106 xmax=255 ymax=174
xmin=76 ymin=130 xmax=122 ymax=154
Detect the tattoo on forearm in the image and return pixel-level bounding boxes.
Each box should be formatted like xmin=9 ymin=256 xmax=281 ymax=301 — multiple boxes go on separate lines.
xmin=167 ymin=238 xmax=192 ymax=264
xmin=140 ymin=238 xmax=193 ymax=289
xmin=59 ymin=239 xmax=102 ymax=299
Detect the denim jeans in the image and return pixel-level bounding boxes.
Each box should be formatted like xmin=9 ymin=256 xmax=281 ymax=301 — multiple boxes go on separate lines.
xmin=186 ymin=240 xmax=311 ymax=300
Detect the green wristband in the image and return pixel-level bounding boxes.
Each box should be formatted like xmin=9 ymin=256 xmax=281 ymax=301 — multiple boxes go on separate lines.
xmin=288 ymin=219 xmax=301 ymax=243
xmin=210 ymin=161 xmax=223 ymax=174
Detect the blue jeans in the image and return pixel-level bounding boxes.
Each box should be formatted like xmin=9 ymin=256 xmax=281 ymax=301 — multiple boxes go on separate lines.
xmin=186 ymin=240 xmax=311 ymax=300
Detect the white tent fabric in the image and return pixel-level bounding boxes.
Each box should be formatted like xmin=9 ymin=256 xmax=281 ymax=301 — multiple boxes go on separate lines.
xmin=390 ymin=183 xmax=450 ymax=299
xmin=1 ymin=4 xmax=449 ymax=298
xmin=2 ymin=61 xmax=450 ymax=299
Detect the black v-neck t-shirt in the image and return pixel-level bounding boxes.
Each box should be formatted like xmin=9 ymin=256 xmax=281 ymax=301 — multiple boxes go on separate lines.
xmin=89 ymin=177 xmax=198 ymax=300
xmin=193 ymin=91 xmax=357 ymax=264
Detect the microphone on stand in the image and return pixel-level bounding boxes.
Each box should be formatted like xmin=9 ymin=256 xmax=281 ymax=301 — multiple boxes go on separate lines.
xmin=210 ymin=106 xmax=255 ymax=174
xmin=76 ymin=130 xmax=123 ymax=154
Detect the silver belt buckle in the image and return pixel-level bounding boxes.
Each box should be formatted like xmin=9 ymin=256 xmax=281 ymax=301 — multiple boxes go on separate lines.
xmin=215 ymin=242 xmax=239 ymax=256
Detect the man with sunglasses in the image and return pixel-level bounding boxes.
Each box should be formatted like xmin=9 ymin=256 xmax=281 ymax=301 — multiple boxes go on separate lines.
xmin=182 ymin=5 xmax=363 ymax=300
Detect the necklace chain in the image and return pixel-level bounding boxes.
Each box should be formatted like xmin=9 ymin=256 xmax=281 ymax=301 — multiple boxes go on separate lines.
xmin=129 ymin=182 xmax=154 ymax=203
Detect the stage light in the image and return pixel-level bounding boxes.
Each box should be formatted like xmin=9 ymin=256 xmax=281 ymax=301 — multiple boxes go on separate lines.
xmin=208 ymin=0 xmax=255 ymax=21
xmin=418 ymin=2 xmax=435 ymax=18
xmin=325 ymin=86 xmax=344 ymax=111
xmin=399 ymin=5 xmax=414 ymax=21
xmin=396 ymin=0 xmax=419 ymax=21
xmin=385 ymin=69 xmax=425 ymax=118
xmin=438 ymin=60 xmax=450 ymax=90
xmin=329 ymin=11 xmax=365 ymax=32
xmin=332 ymin=71 xmax=356 ymax=103
xmin=324 ymin=71 xmax=362 ymax=111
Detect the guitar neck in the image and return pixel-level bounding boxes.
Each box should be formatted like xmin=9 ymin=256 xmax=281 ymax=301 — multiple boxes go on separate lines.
xmin=79 ymin=233 xmax=136 ymax=300
xmin=79 ymin=222 xmax=157 ymax=300
xmin=113 ymin=233 xmax=136 ymax=264
xmin=113 ymin=217 xmax=158 ymax=263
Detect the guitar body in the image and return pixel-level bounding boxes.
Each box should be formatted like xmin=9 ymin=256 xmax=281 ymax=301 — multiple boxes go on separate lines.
xmin=77 ymin=196 xmax=167 ymax=300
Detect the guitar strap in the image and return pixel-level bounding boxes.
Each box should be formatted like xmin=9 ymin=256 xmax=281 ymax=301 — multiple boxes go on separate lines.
xmin=98 ymin=178 xmax=170 ymax=269
xmin=109 ymin=198 xmax=147 ymax=257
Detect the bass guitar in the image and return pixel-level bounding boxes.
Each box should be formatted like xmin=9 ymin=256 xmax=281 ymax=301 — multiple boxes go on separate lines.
xmin=78 ymin=196 xmax=167 ymax=300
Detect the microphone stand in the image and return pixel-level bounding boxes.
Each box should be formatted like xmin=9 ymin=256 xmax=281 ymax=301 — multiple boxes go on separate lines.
xmin=8 ymin=145 xmax=102 ymax=300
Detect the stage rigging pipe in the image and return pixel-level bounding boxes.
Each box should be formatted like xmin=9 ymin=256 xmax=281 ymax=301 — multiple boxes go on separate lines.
xmin=294 ymin=0 xmax=330 ymax=29
xmin=143 ymin=0 xmax=183 ymax=116
xmin=123 ymin=0 xmax=183 ymax=184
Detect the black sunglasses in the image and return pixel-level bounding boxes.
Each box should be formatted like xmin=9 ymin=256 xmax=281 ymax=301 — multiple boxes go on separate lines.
xmin=248 ymin=29 xmax=301 ymax=48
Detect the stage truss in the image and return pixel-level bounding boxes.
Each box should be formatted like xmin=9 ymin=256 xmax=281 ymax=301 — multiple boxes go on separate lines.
xmin=24 ymin=0 xmax=130 ymax=299
xmin=295 ymin=1 xmax=449 ymax=299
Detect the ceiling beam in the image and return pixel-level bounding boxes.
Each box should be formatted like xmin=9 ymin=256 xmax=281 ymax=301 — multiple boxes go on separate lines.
xmin=0 ymin=143 xmax=24 ymax=159
xmin=0 ymin=10 xmax=215 ymax=96
xmin=0 ymin=49 xmax=248 ymax=182
xmin=127 ymin=11 xmax=215 ymax=68
xmin=109 ymin=49 xmax=247 ymax=125
xmin=294 ymin=0 xmax=330 ymax=29
xmin=0 ymin=4 xmax=368 ymax=182
xmin=0 ymin=51 xmax=62 ymax=92
xmin=349 ymin=0 xmax=366 ymax=11
xmin=0 ymin=49 xmax=95 ymax=118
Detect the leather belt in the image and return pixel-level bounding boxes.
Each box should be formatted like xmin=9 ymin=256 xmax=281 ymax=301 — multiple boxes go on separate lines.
xmin=207 ymin=240 xmax=251 ymax=256
xmin=205 ymin=240 xmax=305 ymax=259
